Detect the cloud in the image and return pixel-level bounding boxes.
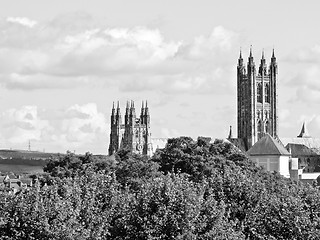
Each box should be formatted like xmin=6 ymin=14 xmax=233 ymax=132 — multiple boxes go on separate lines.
xmin=284 ymin=45 xmax=320 ymax=103
xmin=0 ymin=14 xmax=238 ymax=95
xmin=6 ymin=17 xmax=37 ymax=28
xmin=0 ymin=106 xmax=51 ymax=144
xmin=0 ymin=103 xmax=107 ymax=153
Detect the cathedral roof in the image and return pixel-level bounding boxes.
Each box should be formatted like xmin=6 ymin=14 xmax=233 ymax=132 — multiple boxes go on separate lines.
xmin=247 ymin=134 xmax=290 ymax=156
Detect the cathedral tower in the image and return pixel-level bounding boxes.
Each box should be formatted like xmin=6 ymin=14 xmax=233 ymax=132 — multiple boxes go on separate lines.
xmin=108 ymin=100 xmax=152 ymax=156
xmin=237 ymin=48 xmax=278 ymax=149
xmin=108 ymin=101 xmax=122 ymax=155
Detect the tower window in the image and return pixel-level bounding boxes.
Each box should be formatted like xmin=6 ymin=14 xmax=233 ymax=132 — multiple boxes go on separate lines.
xmin=265 ymin=83 xmax=270 ymax=103
xmin=257 ymin=120 xmax=262 ymax=140
xmin=257 ymin=83 xmax=262 ymax=103
xmin=265 ymin=120 xmax=269 ymax=133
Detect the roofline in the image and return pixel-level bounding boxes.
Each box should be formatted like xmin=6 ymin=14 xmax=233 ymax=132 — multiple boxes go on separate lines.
xmin=249 ymin=153 xmax=291 ymax=156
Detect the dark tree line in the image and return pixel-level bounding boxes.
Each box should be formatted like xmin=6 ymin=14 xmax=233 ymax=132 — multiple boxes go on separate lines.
xmin=1 ymin=137 xmax=320 ymax=239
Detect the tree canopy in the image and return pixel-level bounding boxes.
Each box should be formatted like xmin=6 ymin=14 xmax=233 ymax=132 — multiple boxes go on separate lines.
xmin=1 ymin=137 xmax=320 ymax=239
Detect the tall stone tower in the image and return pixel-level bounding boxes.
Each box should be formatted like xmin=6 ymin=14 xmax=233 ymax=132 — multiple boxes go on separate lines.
xmin=237 ymin=48 xmax=278 ymax=149
xmin=108 ymin=101 xmax=122 ymax=155
xmin=108 ymin=100 xmax=152 ymax=156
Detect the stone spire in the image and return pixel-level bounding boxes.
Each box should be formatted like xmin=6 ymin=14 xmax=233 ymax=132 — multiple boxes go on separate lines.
xmin=297 ymin=122 xmax=311 ymax=138
xmin=111 ymin=101 xmax=115 ymax=116
xmin=247 ymin=45 xmax=255 ymax=70
xmin=238 ymin=48 xmax=243 ymax=66
xmin=259 ymin=49 xmax=266 ymax=75
xmin=228 ymin=126 xmax=233 ymax=139
xmin=140 ymin=101 xmax=145 ymax=124
xmin=116 ymin=101 xmax=120 ymax=116
xmin=130 ymin=100 xmax=136 ymax=117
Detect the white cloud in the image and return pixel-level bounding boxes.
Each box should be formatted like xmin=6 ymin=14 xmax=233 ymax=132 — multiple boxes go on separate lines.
xmin=0 ymin=106 xmax=51 ymax=144
xmin=0 ymin=103 xmax=107 ymax=153
xmin=0 ymin=14 xmax=238 ymax=95
xmin=6 ymin=17 xmax=37 ymax=28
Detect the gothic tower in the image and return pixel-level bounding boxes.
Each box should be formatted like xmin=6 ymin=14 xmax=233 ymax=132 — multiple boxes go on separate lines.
xmin=108 ymin=101 xmax=122 ymax=155
xmin=108 ymin=100 xmax=152 ymax=156
xmin=237 ymin=48 xmax=278 ymax=149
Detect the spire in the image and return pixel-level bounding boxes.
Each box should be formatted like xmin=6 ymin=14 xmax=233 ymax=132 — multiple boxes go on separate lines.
xmin=144 ymin=100 xmax=150 ymax=125
xmin=248 ymin=45 xmax=254 ymax=67
xmin=111 ymin=101 xmax=115 ymax=115
xmin=125 ymin=101 xmax=129 ymax=114
xmin=272 ymin=48 xmax=275 ymax=58
xmin=228 ymin=126 xmax=233 ymax=139
xmin=271 ymin=48 xmax=276 ymax=63
xmin=259 ymin=49 xmax=266 ymax=75
xmin=297 ymin=122 xmax=311 ymax=138
xmin=116 ymin=101 xmax=120 ymax=115
xmin=238 ymin=47 xmax=243 ymax=67
xmin=145 ymin=100 xmax=149 ymax=114
xmin=130 ymin=100 xmax=136 ymax=117
xmin=140 ymin=101 xmax=145 ymax=124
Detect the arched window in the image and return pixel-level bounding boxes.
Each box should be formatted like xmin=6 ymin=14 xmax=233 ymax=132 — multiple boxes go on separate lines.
xmin=257 ymin=120 xmax=262 ymax=139
xmin=265 ymin=120 xmax=269 ymax=133
xmin=257 ymin=83 xmax=262 ymax=103
xmin=265 ymin=83 xmax=270 ymax=103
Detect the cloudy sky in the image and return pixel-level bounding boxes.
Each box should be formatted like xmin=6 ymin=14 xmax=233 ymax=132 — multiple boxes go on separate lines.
xmin=0 ymin=0 xmax=319 ymax=154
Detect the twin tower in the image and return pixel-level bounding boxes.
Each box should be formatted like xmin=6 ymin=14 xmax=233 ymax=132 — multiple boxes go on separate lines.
xmin=108 ymin=101 xmax=152 ymax=156
xmin=237 ymin=48 xmax=278 ymax=149
xmin=109 ymin=48 xmax=278 ymax=155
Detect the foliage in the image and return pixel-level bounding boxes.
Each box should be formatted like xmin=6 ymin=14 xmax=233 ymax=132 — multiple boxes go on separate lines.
xmin=1 ymin=137 xmax=320 ymax=239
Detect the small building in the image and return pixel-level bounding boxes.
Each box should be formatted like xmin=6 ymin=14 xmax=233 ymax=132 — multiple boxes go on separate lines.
xmin=247 ymin=134 xmax=290 ymax=178
xmin=286 ymin=143 xmax=320 ymax=173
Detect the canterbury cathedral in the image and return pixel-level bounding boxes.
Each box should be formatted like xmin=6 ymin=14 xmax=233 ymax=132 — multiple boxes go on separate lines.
xmin=236 ymin=48 xmax=278 ymax=149
xmin=108 ymin=101 xmax=153 ymax=156
xmin=233 ymin=48 xmax=320 ymax=181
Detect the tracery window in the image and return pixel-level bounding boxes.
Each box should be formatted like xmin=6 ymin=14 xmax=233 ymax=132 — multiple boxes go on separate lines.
xmin=257 ymin=120 xmax=262 ymax=140
xmin=265 ymin=120 xmax=269 ymax=133
xmin=257 ymin=83 xmax=262 ymax=103
xmin=265 ymin=83 xmax=270 ymax=103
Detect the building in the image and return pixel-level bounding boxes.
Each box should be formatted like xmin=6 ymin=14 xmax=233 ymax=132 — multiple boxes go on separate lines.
xmin=281 ymin=122 xmax=320 ymax=177
xmin=0 ymin=174 xmax=33 ymax=194
xmin=232 ymin=48 xmax=320 ymax=179
xmin=247 ymin=134 xmax=290 ymax=178
xmin=108 ymin=101 xmax=152 ymax=156
xmin=236 ymin=48 xmax=278 ymax=149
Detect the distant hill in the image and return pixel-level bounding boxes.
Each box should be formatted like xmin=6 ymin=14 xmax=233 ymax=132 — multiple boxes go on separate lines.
xmin=0 ymin=149 xmax=109 ymax=174
xmin=0 ymin=149 xmax=59 ymax=160
xmin=0 ymin=149 xmax=58 ymax=174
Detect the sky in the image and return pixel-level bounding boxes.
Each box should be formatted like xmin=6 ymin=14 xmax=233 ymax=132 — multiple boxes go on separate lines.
xmin=0 ymin=0 xmax=320 ymax=154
